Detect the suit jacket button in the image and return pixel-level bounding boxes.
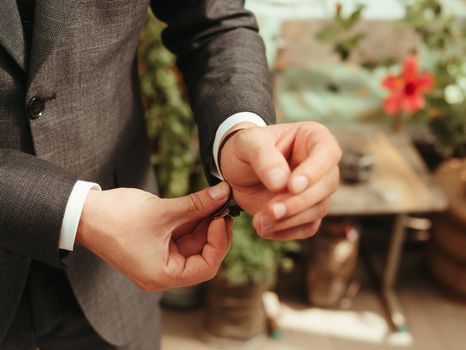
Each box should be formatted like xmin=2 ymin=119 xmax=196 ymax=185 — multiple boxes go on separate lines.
xmin=28 ymin=97 xmax=46 ymax=119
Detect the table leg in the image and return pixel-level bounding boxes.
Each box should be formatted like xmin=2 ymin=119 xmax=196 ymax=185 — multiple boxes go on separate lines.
xmin=382 ymin=214 xmax=408 ymax=333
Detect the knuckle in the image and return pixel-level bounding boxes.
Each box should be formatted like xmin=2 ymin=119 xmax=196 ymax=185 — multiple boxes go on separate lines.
xmin=296 ymin=221 xmax=321 ymax=240
xmin=308 ymin=121 xmax=327 ymax=133
xmin=138 ymin=279 xmax=161 ymax=292
xmin=329 ymin=169 xmax=340 ymax=192
xmin=306 ymin=173 xmax=317 ymax=186
xmin=309 ymin=222 xmax=321 ymax=236
xmin=206 ymin=269 xmax=218 ymax=281
xmin=333 ymin=142 xmax=343 ymax=162
xmin=188 ymin=193 xmax=206 ymax=213
xmin=302 ymin=195 xmax=313 ymax=211
xmin=317 ymin=201 xmax=330 ymax=218
xmin=136 ymin=281 xmax=149 ymax=292
xmin=138 ymin=284 xmax=152 ymax=292
xmin=334 ymin=166 xmax=341 ymax=182
xmin=144 ymin=193 xmax=161 ymax=207
xmin=257 ymin=229 xmax=273 ymax=239
xmin=199 ymin=269 xmax=218 ymax=283
xmin=304 ymin=221 xmax=321 ymax=238
xmin=296 ymin=226 xmax=313 ymax=240
xmin=293 ymin=195 xmax=310 ymax=213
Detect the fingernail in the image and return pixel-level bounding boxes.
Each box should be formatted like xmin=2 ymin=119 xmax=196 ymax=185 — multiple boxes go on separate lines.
xmin=272 ymin=203 xmax=287 ymax=220
xmin=261 ymin=214 xmax=274 ymax=232
xmin=266 ymin=168 xmax=288 ymax=190
xmin=292 ymin=175 xmax=309 ymax=193
xmin=209 ymin=182 xmax=230 ymax=201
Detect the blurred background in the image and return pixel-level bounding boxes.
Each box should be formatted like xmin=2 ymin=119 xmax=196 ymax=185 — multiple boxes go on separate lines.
xmin=137 ymin=1 xmax=466 ymax=349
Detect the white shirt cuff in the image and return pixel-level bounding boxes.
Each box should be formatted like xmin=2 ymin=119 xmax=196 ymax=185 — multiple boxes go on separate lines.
xmin=59 ymin=180 xmax=101 ymax=251
xmin=212 ymin=112 xmax=267 ymax=179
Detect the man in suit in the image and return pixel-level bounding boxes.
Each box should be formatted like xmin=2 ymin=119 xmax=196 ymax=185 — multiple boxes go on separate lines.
xmin=0 ymin=0 xmax=341 ymax=349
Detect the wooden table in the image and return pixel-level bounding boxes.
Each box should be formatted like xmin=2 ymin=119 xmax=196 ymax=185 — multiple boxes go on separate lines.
xmin=329 ymin=125 xmax=448 ymax=333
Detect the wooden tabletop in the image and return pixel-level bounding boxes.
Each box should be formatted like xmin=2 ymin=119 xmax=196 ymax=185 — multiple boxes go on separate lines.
xmin=329 ymin=125 xmax=448 ymax=216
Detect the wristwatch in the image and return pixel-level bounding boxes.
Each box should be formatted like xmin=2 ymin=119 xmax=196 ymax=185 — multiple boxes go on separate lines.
xmin=212 ymin=184 xmax=242 ymax=219
xmin=211 ymin=128 xmax=245 ymax=219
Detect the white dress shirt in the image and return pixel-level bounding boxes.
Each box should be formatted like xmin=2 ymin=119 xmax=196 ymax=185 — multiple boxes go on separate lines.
xmin=59 ymin=112 xmax=267 ymax=251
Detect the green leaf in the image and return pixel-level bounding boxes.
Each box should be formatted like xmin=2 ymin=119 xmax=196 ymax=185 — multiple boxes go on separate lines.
xmin=316 ymin=26 xmax=341 ymax=42
xmin=343 ymin=4 xmax=365 ymax=29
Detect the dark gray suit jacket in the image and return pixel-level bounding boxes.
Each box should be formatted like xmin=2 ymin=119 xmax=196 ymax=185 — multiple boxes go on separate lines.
xmin=0 ymin=0 xmax=274 ymax=346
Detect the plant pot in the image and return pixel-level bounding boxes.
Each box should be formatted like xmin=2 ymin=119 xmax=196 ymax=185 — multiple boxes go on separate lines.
xmin=412 ymin=134 xmax=446 ymax=172
xmin=203 ymin=275 xmax=268 ymax=342
xmin=161 ymin=285 xmax=204 ymax=310
xmin=429 ymin=247 xmax=466 ymax=301
xmin=275 ymin=252 xmax=306 ymax=298
xmin=430 ymin=159 xmax=466 ymax=299
xmin=305 ymin=219 xmax=360 ymax=307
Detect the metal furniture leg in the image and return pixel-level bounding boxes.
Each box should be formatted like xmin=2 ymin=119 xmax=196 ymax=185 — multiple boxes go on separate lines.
xmin=382 ymin=214 xmax=408 ymax=333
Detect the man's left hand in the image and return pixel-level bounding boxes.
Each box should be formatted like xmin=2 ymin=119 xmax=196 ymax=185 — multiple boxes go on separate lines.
xmin=219 ymin=121 xmax=341 ymax=241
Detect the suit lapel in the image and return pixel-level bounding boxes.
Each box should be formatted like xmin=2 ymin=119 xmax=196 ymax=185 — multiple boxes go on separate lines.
xmin=28 ymin=0 xmax=79 ymax=83
xmin=0 ymin=0 xmax=27 ymax=71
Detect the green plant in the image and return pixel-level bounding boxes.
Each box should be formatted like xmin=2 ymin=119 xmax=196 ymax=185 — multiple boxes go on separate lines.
xmin=405 ymin=0 xmax=466 ymax=156
xmin=138 ymin=12 xmax=206 ymax=198
xmin=221 ymin=213 xmax=300 ymax=286
xmin=316 ymin=3 xmax=366 ymax=61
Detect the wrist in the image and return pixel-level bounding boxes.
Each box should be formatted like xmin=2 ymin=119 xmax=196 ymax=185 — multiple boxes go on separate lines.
xmin=76 ymin=189 xmax=102 ymax=249
xmin=223 ymin=122 xmax=257 ymax=136
xmin=219 ymin=122 xmax=257 ymax=174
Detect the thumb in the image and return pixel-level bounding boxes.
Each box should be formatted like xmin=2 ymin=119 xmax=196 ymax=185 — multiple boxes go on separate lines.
xmin=166 ymin=182 xmax=231 ymax=221
xmin=236 ymin=127 xmax=290 ymax=192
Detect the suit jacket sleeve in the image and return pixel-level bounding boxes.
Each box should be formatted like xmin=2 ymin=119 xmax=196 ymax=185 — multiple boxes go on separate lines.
xmin=151 ymin=0 xmax=276 ymax=184
xmin=0 ymin=149 xmax=77 ymax=268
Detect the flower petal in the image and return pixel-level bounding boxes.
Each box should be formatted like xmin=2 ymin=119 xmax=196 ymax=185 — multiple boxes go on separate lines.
xmin=384 ymin=93 xmax=404 ymax=115
xmin=382 ymin=75 xmax=403 ymax=91
xmin=403 ymin=55 xmax=418 ymax=82
xmin=416 ymin=74 xmax=435 ymax=93
xmin=404 ymin=94 xmax=424 ymax=113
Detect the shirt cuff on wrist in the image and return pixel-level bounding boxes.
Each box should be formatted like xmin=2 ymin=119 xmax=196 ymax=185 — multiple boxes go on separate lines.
xmin=212 ymin=112 xmax=267 ymax=179
xmin=59 ymin=180 xmax=101 ymax=251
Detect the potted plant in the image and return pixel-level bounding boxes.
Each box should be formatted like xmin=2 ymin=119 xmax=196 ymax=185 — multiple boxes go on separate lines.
xmin=305 ymin=219 xmax=360 ymax=308
xmin=402 ymin=0 xmax=466 ymax=168
xmin=203 ymin=212 xmax=299 ymax=342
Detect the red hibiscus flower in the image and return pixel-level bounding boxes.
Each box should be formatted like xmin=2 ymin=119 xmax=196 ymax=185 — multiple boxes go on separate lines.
xmin=381 ymin=55 xmax=434 ymax=115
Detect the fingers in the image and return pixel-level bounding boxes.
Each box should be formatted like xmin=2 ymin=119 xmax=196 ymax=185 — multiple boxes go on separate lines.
xmin=250 ymin=166 xmax=337 ymax=237
xmin=201 ymin=216 xmax=233 ymax=269
xmin=253 ymin=199 xmax=330 ymax=237
xmin=234 ymin=127 xmax=291 ymax=192
xmin=263 ymin=220 xmax=322 ymax=241
xmin=174 ymin=220 xmax=208 ymax=257
xmin=288 ymin=125 xmax=342 ymax=194
xmin=272 ymin=167 xmax=339 ymax=220
xmin=165 ymin=181 xmax=230 ymax=222
xmin=175 ymin=217 xmax=233 ymax=286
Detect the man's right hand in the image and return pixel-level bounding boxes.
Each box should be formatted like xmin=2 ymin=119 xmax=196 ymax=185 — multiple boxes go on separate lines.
xmin=75 ymin=182 xmax=233 ymax=291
